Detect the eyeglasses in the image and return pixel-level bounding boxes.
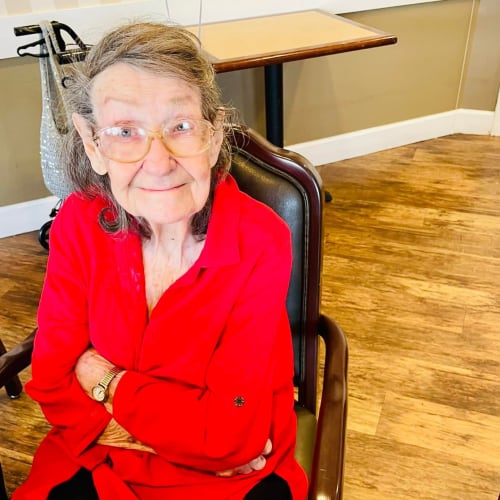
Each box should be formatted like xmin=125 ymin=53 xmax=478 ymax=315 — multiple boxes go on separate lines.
xmin=92 ymin=118 xmax=215 ymax=163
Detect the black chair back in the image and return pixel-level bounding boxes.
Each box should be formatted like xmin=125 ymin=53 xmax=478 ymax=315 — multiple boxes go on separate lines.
xmin=230 ymin=127 xmax=324 ymax=414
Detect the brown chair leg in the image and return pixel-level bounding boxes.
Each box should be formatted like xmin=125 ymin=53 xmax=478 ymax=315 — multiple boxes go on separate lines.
xmin=0 ymin=338 xmax=23 ymax=399
xmin=0 ymin=461 xmax=8 ymax=500
xmin=5 ymin=376 xmax=23 ymax=399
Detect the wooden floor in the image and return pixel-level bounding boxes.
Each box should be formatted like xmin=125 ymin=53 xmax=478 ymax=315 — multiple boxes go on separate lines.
xmin=316 ymin=134 xmax=500 ymax=500
xmin=1 ymin=133 xmax=499 ymax=498
xmin=0 ymin=230 xmax=49 ymax=494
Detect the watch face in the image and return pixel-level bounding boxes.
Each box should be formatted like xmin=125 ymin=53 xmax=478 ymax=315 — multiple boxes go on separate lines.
xmin=92 ymin=385 xmax=106 ymax=402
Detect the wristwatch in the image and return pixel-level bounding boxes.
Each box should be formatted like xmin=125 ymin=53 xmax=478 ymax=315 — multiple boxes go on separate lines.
xmin=92 ymin=366 xmax=122 ymax=402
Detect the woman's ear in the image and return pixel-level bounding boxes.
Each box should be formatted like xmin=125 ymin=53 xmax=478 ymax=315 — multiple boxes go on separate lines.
xmin=208 ymin=110 xmax=225 ymax=168
xmin=72 ymin=113 xmax=108 ymax=175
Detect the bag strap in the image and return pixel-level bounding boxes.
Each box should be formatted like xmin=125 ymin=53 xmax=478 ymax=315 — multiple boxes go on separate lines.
xmin=39 ymin=20 xmax=71 ymax=133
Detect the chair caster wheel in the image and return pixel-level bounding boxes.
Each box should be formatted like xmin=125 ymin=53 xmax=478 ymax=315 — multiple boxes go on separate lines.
xmin=38 ymin=220 xmax=52 ymax=250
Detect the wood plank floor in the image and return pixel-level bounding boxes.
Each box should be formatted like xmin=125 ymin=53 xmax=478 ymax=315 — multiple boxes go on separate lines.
xmin=316 ymin=133 xmax=500 ymax=500
xmin=0 ymin=231 xmax=49 ymax=495
xmin=1 ymin=133 xmax=499 ymax=498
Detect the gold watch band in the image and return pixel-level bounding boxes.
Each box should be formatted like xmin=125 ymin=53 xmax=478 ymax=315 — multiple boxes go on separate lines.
xmin=92 ymin=366 xmax=122 ymax=402
xmin=99 ymin=366 xmax=122 ymax=388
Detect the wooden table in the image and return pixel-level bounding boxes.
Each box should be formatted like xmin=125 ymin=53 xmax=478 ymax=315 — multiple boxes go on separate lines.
xmin=186 ymin=10 xmax=397 ymax=147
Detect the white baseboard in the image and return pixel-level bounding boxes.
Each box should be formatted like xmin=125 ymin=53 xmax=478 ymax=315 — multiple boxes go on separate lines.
xmin=0 ymin=108 xmax=495 ymax=239
xmin=0 ymin=196 xmax=58 ymax=239
xmin=288 ymin=108 xmax=496 ymax=166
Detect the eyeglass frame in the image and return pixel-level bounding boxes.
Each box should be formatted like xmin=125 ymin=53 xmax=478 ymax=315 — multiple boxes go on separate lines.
xmin=91 ymin=118 xmax=216 ymax=163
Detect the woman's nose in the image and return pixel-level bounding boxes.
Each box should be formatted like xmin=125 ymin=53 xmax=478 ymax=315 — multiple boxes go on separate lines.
xmin=141 ymin=136 xmax=176 ymax=174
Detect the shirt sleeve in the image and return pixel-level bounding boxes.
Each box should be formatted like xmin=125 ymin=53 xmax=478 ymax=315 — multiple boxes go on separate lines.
xmin=27 ymin=196 xmax=112 ymax=456
xmin=112 ymin=224 xmax=294 ymax=472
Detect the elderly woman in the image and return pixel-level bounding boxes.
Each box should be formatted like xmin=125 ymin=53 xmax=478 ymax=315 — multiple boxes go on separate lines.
xmin=14 ymin=21 xmax=307 ymax=500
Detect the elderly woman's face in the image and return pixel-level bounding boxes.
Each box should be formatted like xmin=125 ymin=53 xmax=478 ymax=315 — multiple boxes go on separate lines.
xmin=74 ymin=63 xmax=222 ymax=229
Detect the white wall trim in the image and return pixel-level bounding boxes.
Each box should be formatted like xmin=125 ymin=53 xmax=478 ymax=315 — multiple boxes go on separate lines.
xmin=2 ymin=0 xmax=442 ymax=59
xmin=0 ymin=108 xmax=495 ymax=239
xmin=0 ymin=196 xmax=58 ymax=239
xmin=0 ymin=0 xmax=166 ymax=60
xmin=320 ymin=0 xmax=441 ymax=15
xmin=165 ymin=0 xmax=442 ymax=25
xmin=288 ymin=108 xmax=495 ymax=166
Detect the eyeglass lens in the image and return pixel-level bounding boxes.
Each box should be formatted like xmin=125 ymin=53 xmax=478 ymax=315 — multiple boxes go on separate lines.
xmin=95 ymin=119 xmax=213 ymax=162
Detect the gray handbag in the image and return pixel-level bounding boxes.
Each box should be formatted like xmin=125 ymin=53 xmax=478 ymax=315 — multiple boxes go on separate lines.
xmin=38 ymin=20 xmax=74 ymax=200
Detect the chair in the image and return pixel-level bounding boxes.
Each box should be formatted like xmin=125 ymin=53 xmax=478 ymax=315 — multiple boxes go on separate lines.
xmin=0 ymin=126 xmax=348 ymax=499
xmin=0 ymin=332 xmax=35 ymax=401
xmin=0 ymin=465 xmax=7 ymax=500
xmin=0 ymin=331 xmax=36 ymax=500
xmin=230 ymin=127 xmax=348 ymax=499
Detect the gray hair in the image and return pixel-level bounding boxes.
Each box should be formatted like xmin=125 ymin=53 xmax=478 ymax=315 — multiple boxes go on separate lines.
xmin=62 ymin=21 xmax=235 ymax=238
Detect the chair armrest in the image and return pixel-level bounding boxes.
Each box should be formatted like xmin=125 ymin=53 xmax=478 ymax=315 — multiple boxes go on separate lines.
xmin=309 ymin=314 xmax=348 ymax=500
xmin=0 ymin=329 xmax=36 ymax=388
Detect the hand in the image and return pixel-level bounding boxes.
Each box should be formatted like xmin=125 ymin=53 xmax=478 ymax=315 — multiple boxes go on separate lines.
xmin=97 ymin=417 xmax=156 ymax=454
xmin=75 ymin=347 xmax=115 ymax=399
xmin=75 ymin=350 xmax=153 ymax=453
xmin=216 ymin=439 xmax=272 ymax=477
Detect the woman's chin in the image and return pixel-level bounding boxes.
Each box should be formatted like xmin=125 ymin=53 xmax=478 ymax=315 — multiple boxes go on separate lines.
xmin=139 ymin=208 xmax=198 ymax=228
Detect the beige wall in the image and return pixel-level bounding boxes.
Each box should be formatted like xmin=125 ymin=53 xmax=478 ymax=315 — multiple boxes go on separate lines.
xmin=0 ymin=56 xmax=45 ymax=205
xmin=285 ymin=0 xmax=473 ymax=142
xmin=218 ymin=0 xmax=499 ymax=145
xmin=459 ymin=0 xmax=500 ymax=110
xmin=1 ymin=0 xmax=499 ymax=206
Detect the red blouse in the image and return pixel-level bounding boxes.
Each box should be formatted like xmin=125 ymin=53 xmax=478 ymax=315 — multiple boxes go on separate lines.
xmin=14 ymin=175 xmax=308 ymax=499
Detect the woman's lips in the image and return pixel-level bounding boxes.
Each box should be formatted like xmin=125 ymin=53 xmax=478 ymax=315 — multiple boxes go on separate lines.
xmin=139 ymin=183 xmax=185 ymax=192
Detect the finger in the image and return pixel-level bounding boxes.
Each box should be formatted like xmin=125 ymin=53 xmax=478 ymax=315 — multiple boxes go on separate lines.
xmin=216 ymin=469 xmax=235 ymax=477
xmin=248 ymin=455 xmax=266 ymax=471
xmin=235 ymin=464 xmax=253 ymax=475
xmin=262 ymin=438 xmax=272 ymax=456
